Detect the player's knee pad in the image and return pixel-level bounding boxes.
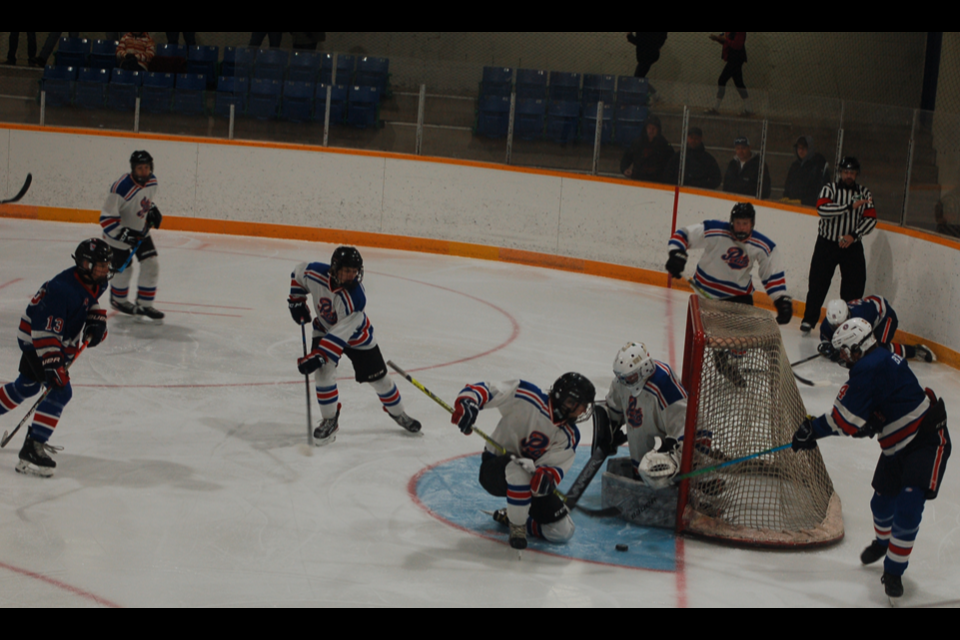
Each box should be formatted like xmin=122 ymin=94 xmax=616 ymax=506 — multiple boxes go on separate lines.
xmin=529 ymin=494 xmax=568 ymax=526
xmin=895 ymin=487 xmax=926 ymax=527
xmin=871 ymin=491 xmax=897 ymax=518
xmin=367 ymin=373 xmax=393 ymax=394
xmin=479 ymin=453 xmax=511 ymax=498
xmin=45 ymin=383 xmax=73 ymax=408
xmin=138 ymin=256 xmax=160 ymax=287
xmin=539 ymin=514 xmax=576 ymax=544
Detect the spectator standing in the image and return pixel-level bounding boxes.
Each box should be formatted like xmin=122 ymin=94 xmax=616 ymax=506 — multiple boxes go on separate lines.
xmin=722 ymin=136 xmax=770 ymax=199
xmin=627 ymin=32 xmax=667 ymax=102
xmin=250 ymin=32 xmax=283 ymax=49
xmin=782 ymin=136 xmax=830 ymax=206
xmin=291 ymin=32 xmax=326 ymax=51
xmin=620 ymin=115 xmax=673 ymax=183
xmin=116 ymin=32 xmax=156 ymax=71
xmin=165 ymin=32 xmax=197 ymax=47
xmin=707 ymin=32 xmax=752 ymax=116
xmin=6 ymin=32 xmax=38 ymax=66
xmin=33 ymin=32 xmax=80 ymax=67
xmin=661 ymin=126 xmax=722 ymax=190
xmin=800 ymin=157 xmax=878 ymax=333
xmin=934 ymin=188 xmax=960 ymax=238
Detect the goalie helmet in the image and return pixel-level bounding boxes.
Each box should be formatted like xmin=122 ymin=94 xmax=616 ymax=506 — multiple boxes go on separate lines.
xmin=825 ymin=299 xmax=850 ymax=328
xmin=330 ymin=246 xmax=364 ymax=290
xmin=831 ymin=317 xmax=876 ymax=364
xmin=613 ymin=342 xmax=656 ymax=394
xmin=549 ymin=372 xmax=596 ymax=424
xmin=73 ymin=238 xmax=114 ymax=285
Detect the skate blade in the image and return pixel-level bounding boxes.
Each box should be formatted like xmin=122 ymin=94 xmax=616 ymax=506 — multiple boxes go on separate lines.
xmin=15 ymin=460 xmax=55 ymax=478
xmin=889 ymin=596 xmax=903 ymax=608
xmin=313 ymin=432 xmax=338 ymax=448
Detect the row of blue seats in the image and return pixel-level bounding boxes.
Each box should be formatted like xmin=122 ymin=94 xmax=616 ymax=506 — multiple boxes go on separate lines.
xmin=480 ymin=68 xmax=650 ymax=106
xmin=41 ymin=66 xmax=208 ymax=113
xmin=214 ymin=79 xmax=380 ymax=126
xmin=476 ymin=98 xmax=650 ymax=146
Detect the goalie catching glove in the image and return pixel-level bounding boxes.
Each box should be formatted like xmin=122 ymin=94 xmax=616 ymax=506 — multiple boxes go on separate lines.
xmin=637 ymin=437 xmax=682 ymax=489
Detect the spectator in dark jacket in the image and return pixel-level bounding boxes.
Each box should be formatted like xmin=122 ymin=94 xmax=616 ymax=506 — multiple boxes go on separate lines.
xmin=661 ymin=127 xmax=722 ymax=189
xmin=723 ymin=136 xmax=770 ymax=199
xmin=621 ymin=115 xmax=673 ymax=184
xmin=627 ymin=32 xmax=667 ymax=101
xmin=782 ymin=136 xmax=830 ymax=206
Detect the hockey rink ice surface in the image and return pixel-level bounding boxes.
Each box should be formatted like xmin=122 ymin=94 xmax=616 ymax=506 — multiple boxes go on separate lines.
xmin=1 ymin=218 xmax=959 ymax=608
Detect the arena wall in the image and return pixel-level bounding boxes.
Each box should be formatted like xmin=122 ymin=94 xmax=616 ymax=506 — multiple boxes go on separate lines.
xmin=2 ymin=124 xmax=959 ymax=363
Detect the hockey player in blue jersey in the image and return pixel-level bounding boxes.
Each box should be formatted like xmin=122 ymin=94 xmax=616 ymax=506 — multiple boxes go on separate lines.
xmin=290 ymin=246 xmax=421 ymax=446
xmin=818 ymin=297 xmax=937 ymax=364
xmin=0 ymin=239 xmax=112 ymax=477
xmin=792 ymin=318 xmax=951 ymax=604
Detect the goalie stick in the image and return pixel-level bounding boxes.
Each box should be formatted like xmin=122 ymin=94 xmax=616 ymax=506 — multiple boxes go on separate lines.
xmin=0 ymin=173 xmax=32 ymax=205
xmin=1 ymin=341 xmax=89 ymax=449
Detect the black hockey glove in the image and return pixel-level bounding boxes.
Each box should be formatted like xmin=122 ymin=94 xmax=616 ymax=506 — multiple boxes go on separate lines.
xmin=297 ymin=349 xmax=326 ymax=375
xmin=83 ymin=311 xmax=108 ymax=348
xmin=116 ymin=227 xmax=144 ymax=247
xmin=592 ymin=404 xmax=627 ymax=457
xmin=288 ymin=298 xmax=312 ymax=325
xmin=42 ymin=352 xmax=70 ymax=388
xmin=775 ymin=296 xmax=794 ymax=325
xmin=452 ymin=398 xmax=479 ymax=436
xmin=818 ymin=341 xmax=841 ymax=362
xmin=666 ymin=250 xmax=688 ymax=279
xmin=146 ymin=204 xmax=163 ymax=230
xmin=792 ymin=415 xmax=819 ymax=452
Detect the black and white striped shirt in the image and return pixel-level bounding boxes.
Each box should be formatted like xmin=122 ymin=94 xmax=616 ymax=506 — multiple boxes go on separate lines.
xmin=816 ymin=181 xmax=878 ymax=242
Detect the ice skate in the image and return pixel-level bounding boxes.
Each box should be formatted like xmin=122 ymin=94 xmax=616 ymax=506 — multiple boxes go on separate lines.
xmin=16 ymin=436 xmax=57 ymax=478
xmin=800 ymin=322 xmax=813 ymax=335
xmin=313 ymin=404 xmax=341 ymax=447
xmin=882 ymin=572 xmax=904 ymax=606
xmin=135 ymin=304 xmax=165 ymax=322
xmin=915 ymin=344 xmax=937 ymax=363
xmin=861 ymin=540 xmax=888 ymax=565
xmin=390 ymin=411 xmax=422 ymax=434
xmin=509 ymin=521 xmax=527 ymax=553
xmin=491 ymin=508 xmax=510 ymax=528
xmin=111 ymin=297 xmax=138 ymax=316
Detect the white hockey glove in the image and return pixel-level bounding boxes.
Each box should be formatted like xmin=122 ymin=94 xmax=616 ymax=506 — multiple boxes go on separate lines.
xmin=637 ymin=437 xmax=682 ymax=490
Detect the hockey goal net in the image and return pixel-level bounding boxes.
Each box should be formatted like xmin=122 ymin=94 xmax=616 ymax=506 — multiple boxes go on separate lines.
xmin=677 ymin=296 xmax=844 ymax=548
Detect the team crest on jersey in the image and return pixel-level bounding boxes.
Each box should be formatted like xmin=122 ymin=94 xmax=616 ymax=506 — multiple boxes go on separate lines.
xmin=721 ymin=247 xmax=750 ymax=270
xmin=138 ymin=197 xmax=151 ymax=219
xmin=31 ymin=286 xmax=48 ymax=306
xmin=317 ymin=298 xmax=338 ymax=325
xmin=626 ymin=397 xmax=644 ymax=429
xmin=521 ymin=432 xmax=550 ymax=460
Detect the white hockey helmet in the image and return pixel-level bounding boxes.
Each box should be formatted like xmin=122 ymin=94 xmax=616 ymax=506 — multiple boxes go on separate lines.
xmin=613 ymin=342 xmax=657 ymax=393
xmin=831 ymin=318 xmax=876 ymax=364
xmin=825 ymin=299 xmax=850 ymax=328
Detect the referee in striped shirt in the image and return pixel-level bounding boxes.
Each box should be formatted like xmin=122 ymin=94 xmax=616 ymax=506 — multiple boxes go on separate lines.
xmin=801 ymin=157 xmax=878 ymax=333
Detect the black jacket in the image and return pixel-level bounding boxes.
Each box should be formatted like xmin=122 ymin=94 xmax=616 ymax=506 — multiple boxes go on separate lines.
xmin=661 ymin=144 xmax=722 ymax=190
xmin=783 ymin=137 xmax=830 ymax=206
xmin=628 ymin=32 xmax=668 ymax=63
xmin=723 ymin=155 xmax=770 ymax=199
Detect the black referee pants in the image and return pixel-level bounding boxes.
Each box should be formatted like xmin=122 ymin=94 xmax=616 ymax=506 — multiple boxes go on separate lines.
xmin=803 ymin=236 xmax=867 ymax=327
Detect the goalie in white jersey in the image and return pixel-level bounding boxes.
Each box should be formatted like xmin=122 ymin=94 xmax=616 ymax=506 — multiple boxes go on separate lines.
xmin=290 ymin=246 xmax=421 ymax=446
xmin=594 ymin=342 xmax=689 ymax=488
xmin=451 ymin=372 xmax=596 ymax=551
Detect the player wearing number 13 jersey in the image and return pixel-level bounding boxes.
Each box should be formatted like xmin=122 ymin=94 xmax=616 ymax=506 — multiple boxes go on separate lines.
xmin=288 ymin=246 xmax=421 ymax=447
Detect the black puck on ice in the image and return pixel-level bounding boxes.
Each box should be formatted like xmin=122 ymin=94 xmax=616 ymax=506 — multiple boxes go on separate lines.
xmin=616 ymin=544 xmax=629 ymax=553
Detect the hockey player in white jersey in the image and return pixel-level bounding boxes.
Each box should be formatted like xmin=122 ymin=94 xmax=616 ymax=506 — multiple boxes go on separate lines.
xmin=594 ymin=343 xmax=688 ymax=488
xmin=290 ymin=246 xmax=421 ymax=446
xmin=451 ymin=372 xmax=596 ymax=551
xmin=100 ymin=150 xmax=164 ymax=321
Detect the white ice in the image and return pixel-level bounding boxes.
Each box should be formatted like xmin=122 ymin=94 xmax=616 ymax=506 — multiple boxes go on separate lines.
xmin=1 ymin=218 xmax=958 ymax=608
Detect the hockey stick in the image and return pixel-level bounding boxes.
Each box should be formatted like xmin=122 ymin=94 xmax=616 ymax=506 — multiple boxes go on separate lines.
xmin=301 ymin=323 xmax=315 ymax=448
xmin=791 ymin=353 xmax=822 ymax=368
xmin=114 ymin=221 xmax=152 ymax=276
xmin=686 ymin=277 xmax=714 ymax=299
xmin=672 ymin=443 xmax=793 ymax=484
xmin=0 ymin=173 xmax=32 ymax=205
xmin=1 ymin=341 xmax=89 ymax=449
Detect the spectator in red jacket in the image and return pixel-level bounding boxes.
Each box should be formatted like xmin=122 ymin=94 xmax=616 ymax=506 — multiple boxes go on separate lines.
xmin=707 ymin=32 xmax=752 ymax=117
xmin=116 ymin=32 xmax=156 ymax=71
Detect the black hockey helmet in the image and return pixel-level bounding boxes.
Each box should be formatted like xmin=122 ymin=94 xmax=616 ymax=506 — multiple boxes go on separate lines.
xmin=130 ymin=150 xmax=154 ymax=185
xmin=330 ymin=246 xmax=364 ymax=290
xmin=73 ymin=238 xmax=114 ymax=285
xmin=838 ymin=156 xmax=861 ymax=173
xmin=549 ymin=372 xmax=596 ymax=424
xmin=730 ymin=202 xmax=756 ymax=241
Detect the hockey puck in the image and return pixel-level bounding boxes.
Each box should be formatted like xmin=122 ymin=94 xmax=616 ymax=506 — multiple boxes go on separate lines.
xmin=616 ymin=544 xmax=629 ymax=553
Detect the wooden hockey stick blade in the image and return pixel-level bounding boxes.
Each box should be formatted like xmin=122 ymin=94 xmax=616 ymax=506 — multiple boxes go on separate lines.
xmin=0 ymin=173 xmax=31 ymax=205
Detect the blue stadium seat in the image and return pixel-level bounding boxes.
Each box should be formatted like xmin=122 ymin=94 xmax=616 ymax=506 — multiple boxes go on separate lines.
xmin=90 ymin=40 xmax=118 ymax=70
xmin=616 ymin=76 xmax=649 ymax=107
xmin=186 ymin=46 xmax=219 ymax=87
xmin=515 ymin=99 xmax=546 ymax=140
xmin=214 ymin=76 xmax=249 ymax=118
xmin=41 ymin=65 xmax=77 ymax=107
xmin=76 ymin=67 xmax=110 ymax=109
xmin=141 ymin=72 xmax=176 ymax=113
xmin=288 ymin=51 xmax=322 ymax=83
xmin=546 ymin=100 xmax=580 ymax=144
xmin=320 ymin=54 xmax=355 ymax=85
xmin=107 ymin=68 xmax=142 ymax=111
xmin=248 ymin=78 xmax=283 ymax=120
xmin=172 ymin=73 xmax=207 ymax=115
xmin=347 ymin=85 xmax=380 ymax=128
xmin=516 ymin=69 xmax=547 ymax=100
xmin=548 ymin=72 xmax=580 ymax=103
xmin=54 ymin=38 xmax=90 ymax=69
xmin=615 ymin=105 xmax=649 ymax=147
xmin=314 ymin=84 xmax=347 ymax=124
xmin=582 ymin=74 xmax=615 ymax=107
xmin=254 ymin=49 xmax=289 ymax=81
xmin=151 ymin=43 xmax=187 ymax=74
xmin=580 ymin=102 xmax=613 ymax=144
xmin=475 ymin=95 xmax=511 ymax=139
xmin=281 ymin=81 xmax=315 ymax=123
xmin=354 ymin=57 xmax=389 ymax=95
xmin=481 ymin=67 xmax=513 ymax=98
xmin=222 ymin=47 xmax=257 ymax=78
